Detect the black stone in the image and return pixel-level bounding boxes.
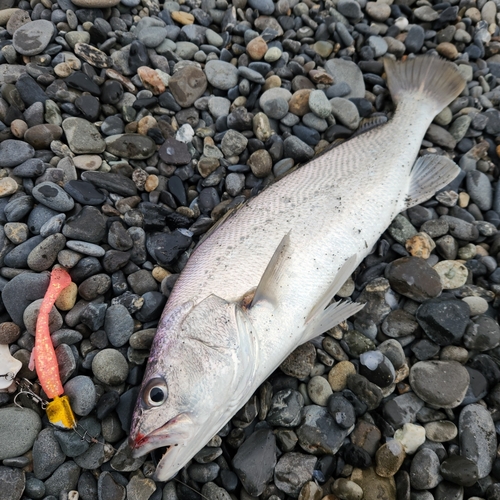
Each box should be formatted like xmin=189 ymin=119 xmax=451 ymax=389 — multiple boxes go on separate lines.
xmin=232 ymin=429 xmax=276 ymax=496
xmin=416 ymin=297 xmax=471 ymax=346
xmin=75 ymin=95 xmax=101 ymax=122
xmin=135 ymin=291 xmax=166 ymax=322
xmin=168 ymin=175 xmax=187 ymax=206
xmin=63 ymin=206 xmax=107 ymax=243
xmin=327 ymin=394 xmax=356 ymax=429
xmin=66 ymin=71 xmax=101 ymax=96
xmin=100 ymin=80 xmax=123 ymax=105
xmin=63 ymin=180 xmax=106 ymax=206
xmin=343 ymin=443 xmax=372 ymax=468
xmin=146 ymin=230 xmax=192 ymax=266
xmin=159 ymin=138 xmax=192 ymax=165
xmin=129 ymin=40 xmax=149 ymax=74
xmin=16 ymin=74 xmax=48 ymax=106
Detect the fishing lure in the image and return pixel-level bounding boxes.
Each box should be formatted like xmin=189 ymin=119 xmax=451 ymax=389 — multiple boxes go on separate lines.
xmin=29 ymin=267 xmax=76 ymax=429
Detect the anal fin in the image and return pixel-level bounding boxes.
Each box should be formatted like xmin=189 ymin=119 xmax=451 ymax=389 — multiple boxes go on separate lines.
xmin=251 ymin=231 xmax=293 ymax=308
xmin=405 ymin=154 xmax=460 ymax=209
xmin=303 ymin=255 xmax=364 ymax=341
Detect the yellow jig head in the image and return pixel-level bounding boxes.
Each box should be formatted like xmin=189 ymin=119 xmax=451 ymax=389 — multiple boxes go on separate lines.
xmin=46 ymin=395 xmax=77 ymax=430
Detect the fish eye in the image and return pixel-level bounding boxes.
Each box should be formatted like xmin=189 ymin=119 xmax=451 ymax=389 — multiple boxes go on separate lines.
xmin=143 ymin=378 xmax=168 ymax=407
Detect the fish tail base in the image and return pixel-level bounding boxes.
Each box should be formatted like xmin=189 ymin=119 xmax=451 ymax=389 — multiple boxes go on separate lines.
xmin=384 ymin=55 xmax=466 ymax=116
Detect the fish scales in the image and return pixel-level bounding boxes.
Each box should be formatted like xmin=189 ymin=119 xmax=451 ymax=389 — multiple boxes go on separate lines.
xmin=167 ymin=109 xmax=427 ymax=316
xmin=129 ymin=55 xmax=466 ymax=482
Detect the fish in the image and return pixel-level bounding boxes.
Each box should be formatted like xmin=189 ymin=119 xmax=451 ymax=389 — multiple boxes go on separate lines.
xmin=129 ymin=55 xmax=466 ymax=481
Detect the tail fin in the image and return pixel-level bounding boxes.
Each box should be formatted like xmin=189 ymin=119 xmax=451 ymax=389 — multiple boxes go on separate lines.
xmin=384 ymin=56 xmax=465 ymax=115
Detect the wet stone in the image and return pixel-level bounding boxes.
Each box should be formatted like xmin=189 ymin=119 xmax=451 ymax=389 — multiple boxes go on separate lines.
xmin=232 ymin=429 xmax=276 ymax=496
xmin=409 ymin=448 xmax=441 ymax=490
xmin=267 ymin=389 xmax=304 ymax=427
xmin=459 ymin=403 xmax=496 ymax=478
xmin=274 ymin=452 xmax=317 ymax=498
xmin=32 ymin=182 xmax=75 ymax=212
xmin=33 ymin=428 xmax=66 ymax=480
xmin=0 ymin=407 xmax=41 ymax=460
xmin=63 ymin=180 xmax=106 ymax=205
xmin=440 ymin=455 xmax=479 ymax=486
xmin=383 ymin=392 xmax=425 ymax=429
xmin=0 ymin=139 xmax=34 ymax=167
xmin=280 ymin=342 xmax=315 ymax=378
xmin=416 ymin=297 xmax=470 ymax=346
xmin=387 ymin=257 xmax=443 ymax=302
xmin=159 ymin=138 xmax=192 ymax=165
xmin=169 ymin=65 xmax=207 ymax=107
xmin=105 ymin=134 xmax=156 ymax=160
xmin=62 ymin=118 xmax=106 ymax=155
xmin=359 ymin=350 xmax=395 ymax=388
xmin=81 ymin=171 xmax=137 ymax=197
xmin=12 ymin=19 xmax=54 ymax=56
xmin=410 ymin=361 xmax=470 ymax=408
xmin=63 ymin=206 xmax=106 ymax=243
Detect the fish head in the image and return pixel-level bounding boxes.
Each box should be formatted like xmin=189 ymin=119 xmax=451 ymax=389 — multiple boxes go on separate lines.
xmin=129 ymin=294 xmax=255 ymax=481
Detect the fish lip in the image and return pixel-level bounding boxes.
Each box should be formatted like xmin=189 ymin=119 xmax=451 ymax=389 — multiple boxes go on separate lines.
xmin=129 ymin=413 xmax=193 ymax=458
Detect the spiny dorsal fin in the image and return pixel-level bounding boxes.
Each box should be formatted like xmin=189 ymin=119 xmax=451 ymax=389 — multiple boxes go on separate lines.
xmin=405 ymin=154 xmax=460 ymax=209
xmin=251 ymin=231 xmax=292 ymax=308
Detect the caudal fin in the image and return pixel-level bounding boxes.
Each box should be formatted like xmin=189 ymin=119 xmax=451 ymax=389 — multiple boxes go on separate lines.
xmin=384 ymin=56 xmax=465 ymax=115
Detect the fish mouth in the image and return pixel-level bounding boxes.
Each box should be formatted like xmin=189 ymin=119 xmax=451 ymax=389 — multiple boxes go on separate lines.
xmin=129 ymin=413 xmax=193 ymax=458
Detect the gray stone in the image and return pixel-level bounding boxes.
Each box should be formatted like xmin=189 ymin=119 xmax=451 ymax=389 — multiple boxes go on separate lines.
xmin=0 ymin=408 xmax=41 ymax=460
xmin=12 ymin=19 xmax=54 ymax=56
xmin=459 ymin=403 xmax=496 ymax=478
xmin=62 ymin=117 xmax=106 ymax=154
xmin=205 ymin=60 xmax=239 ymax=90
xmin=324 ymin=59 xmax=365 ymax=98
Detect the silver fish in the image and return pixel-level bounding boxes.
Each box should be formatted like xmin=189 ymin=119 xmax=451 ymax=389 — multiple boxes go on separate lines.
xmin=129 ymin=55 xmax=465 ymax=480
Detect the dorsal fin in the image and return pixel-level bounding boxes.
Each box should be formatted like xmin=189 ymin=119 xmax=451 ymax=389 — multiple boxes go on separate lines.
xmin=251 ymin=231 xmax=292 ymax=308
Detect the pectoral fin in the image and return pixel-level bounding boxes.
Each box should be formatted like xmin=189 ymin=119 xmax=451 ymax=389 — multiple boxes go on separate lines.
xmin=303 ymin=255 xmax=364 ymax=340
xmin=251 ymin=231 xmax=293 ymax=308
xmin=405 ymin=155 xmax=460 ymax=209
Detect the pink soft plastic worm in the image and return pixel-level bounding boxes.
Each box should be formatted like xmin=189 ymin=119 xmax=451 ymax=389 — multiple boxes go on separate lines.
xmin=32 ymin=268 xmax=72 ymax=399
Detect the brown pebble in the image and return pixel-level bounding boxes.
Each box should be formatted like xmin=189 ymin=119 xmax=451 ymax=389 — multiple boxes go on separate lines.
xmin=405 ymin=232 xmax=436 ymax=259
xmin=55 ymin=282 xmax=78 ymax=311
xmin=262 ymin=75 xmax=281 ymax=92
xmin=436 ymin=42 xmax=458 ymax=59
xmin=137 ymin=66 xmax=165 ymax=95
xmin=246 ymin=36 xmax=268 ymax=60
xmin=247 ymin=149 xmax=272 ymax=177
xmin=145 ymin=174 xmax=159 ymax=192
xmin=309 ymin=69 xmax=334 ymax=85
xmin=137 ymin=116 xmax=158 ymax=136
xmin=288 ymin=89 xmax=311 ymax=116
xmin=328 ymin=360 xmax=356 ymax=392
xmin=169 ymin=65 xmax=207 ymax=108
xmin=171 ymin=11 xmax=194 ymax=24
xmin=280 ymin=342 xmax=316 ymax=378
xmin=0 ymin=178 xmax=18 ymax=197
xmin=152 ymin=266 xmax=170 ymax=282
xmin=375 ymin=441 xmax=406 ymax=477
xmin=24 ymin=124 xmax=63 ymax=149
xmin=54 ymin=62 xmax=73 ymax=78
xmin=10 ymin=119 xmax=28 ymax=138
xmin=0 ymin=322 xmax=21 ymax=343
xmin=198 ymin=157 xmax=220 ymax=178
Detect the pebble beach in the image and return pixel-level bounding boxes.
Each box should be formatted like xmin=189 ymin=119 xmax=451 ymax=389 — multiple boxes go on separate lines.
xmin=0 ymin=0 xmax=499 ymax=498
